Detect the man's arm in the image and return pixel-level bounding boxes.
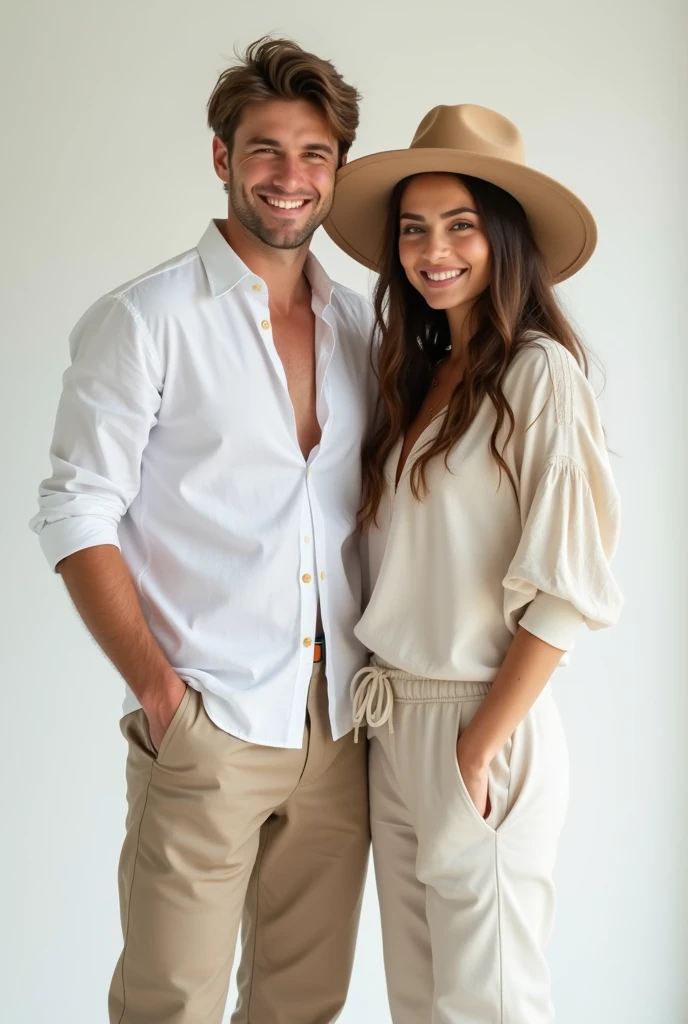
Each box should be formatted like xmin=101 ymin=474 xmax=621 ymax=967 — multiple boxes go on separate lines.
xmin=58 ymin=544 xmax=186 ymax=751
xmin=30 ymin=295 xmax=182 ymax=748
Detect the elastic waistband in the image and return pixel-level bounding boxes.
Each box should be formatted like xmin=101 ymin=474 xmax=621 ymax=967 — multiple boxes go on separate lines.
xmin=372 ymin=657 xmax=491 ymax=702
xmin=350 ymin=656 xmax=492 ymax=742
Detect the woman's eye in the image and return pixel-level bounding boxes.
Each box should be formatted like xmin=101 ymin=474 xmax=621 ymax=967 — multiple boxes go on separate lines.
xmin=401 ymin=226 xmax=423 ymax=235
xmin=451 ymin=221 xmax=473 ymax=231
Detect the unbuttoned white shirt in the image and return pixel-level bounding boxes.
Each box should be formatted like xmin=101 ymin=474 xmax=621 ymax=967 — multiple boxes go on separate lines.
xmin=30 ymin=221 xmax=376 ymax=747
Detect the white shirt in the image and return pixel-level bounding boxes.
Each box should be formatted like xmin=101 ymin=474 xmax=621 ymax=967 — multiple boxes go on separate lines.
xmin=356 ymin=337 xmax=623 ymax=679
xmin=31 ymin=221 xmax=376 ymax=747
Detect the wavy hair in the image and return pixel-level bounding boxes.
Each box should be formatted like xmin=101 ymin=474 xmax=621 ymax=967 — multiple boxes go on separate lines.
xmin=207 ymin=36 xmax=361 ymax=168
xmin=360 ymin=173 xmax=589 ymax=528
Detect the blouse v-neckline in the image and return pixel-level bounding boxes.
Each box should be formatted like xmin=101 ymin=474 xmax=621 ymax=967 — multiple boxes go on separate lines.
xmin=393 ymin=407 xmax=448 ymax=492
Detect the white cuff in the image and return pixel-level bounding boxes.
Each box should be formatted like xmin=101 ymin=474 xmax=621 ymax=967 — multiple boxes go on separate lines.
xmin=35 ymin=516 xmax=121 ymax=573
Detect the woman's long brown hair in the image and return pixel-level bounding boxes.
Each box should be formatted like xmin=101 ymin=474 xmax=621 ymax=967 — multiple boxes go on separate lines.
xmin=360 ymin=173 xmax=589 ymax=528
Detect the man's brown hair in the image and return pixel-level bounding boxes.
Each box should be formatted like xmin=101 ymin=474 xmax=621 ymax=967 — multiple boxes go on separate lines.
xmin=207 ymin=37 xmax=361 ymax=165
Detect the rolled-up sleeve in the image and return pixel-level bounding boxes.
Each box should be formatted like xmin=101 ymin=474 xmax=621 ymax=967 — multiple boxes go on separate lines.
xmin=29 ymin=293 xmax=163 ymax=571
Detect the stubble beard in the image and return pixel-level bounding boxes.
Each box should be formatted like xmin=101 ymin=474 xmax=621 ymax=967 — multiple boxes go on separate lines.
xmin=229 ymin=179 xmax=333 ymax=251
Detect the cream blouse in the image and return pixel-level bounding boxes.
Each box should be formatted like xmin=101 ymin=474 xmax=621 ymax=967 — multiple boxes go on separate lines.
xmin=355 ymin=337 xmax=623 ymax=680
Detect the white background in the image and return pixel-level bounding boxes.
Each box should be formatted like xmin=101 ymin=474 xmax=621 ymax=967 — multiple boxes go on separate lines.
xmin=2 ymin=1 xmax=687 ymax=1021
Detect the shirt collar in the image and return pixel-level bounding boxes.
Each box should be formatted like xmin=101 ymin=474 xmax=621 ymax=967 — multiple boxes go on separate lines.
xmin=303 ymin=251 xmax=334 ymax=313
xmin=197 ymin=220 xmax=335 ymax=311
xmin=197 ymin=220 xmax=252 ymax=297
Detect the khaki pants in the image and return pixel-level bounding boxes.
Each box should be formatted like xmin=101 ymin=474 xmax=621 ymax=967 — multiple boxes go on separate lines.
xmin=109 ymin=663 xmax=370 ymax=1024
xmin=361 ymin=660 xmax=569 ymax=1024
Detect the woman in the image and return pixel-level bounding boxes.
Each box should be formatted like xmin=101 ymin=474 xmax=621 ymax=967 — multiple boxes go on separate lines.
xmin=324 ymin=105 xmax=623 ymax=1023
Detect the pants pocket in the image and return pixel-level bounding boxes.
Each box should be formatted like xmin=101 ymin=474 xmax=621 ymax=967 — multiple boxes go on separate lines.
xmin=507 ymin=689 xmax=570 ymax=836
xmin=154 ymin=685 xmax=193 ymax=765
xmin=454 ymin=697 xmax=513 ymax=834
xmin=480 ymin=689 xmax=570 ymax=845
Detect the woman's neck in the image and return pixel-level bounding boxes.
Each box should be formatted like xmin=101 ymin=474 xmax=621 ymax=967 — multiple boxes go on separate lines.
xmin=445 ymin=302 xmax=474 ymax=361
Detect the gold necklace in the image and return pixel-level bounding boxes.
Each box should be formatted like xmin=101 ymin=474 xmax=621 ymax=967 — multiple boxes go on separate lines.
xmin=430 ymin=355 xmax=448 ymax=389
xmin=427 ymin=394 xmax=445 ymax=419
xmin=427 ymin=380 xmax=447 ymax=418
xmin=428 ymin=356 xmax=461 ymax=417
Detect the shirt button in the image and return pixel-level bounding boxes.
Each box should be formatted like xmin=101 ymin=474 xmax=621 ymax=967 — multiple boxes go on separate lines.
xmin=252 ymin=283 xmax=262 ymax=291
xmin=320 ymin=571 xmax=326 ymax=581
xmin=302 ymin=573 xmax=312 ymax=584
xmin=303 ymin=637 xmax=313 ymax=648
xmin=304 ymin=536 xmax=311 ymax=543
xmin=261 ymin=319 xmax=270 ymax=330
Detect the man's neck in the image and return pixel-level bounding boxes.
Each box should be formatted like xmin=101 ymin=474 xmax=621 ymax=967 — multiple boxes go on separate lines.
xmin=218 ymin=217 xmax=312 ymax=315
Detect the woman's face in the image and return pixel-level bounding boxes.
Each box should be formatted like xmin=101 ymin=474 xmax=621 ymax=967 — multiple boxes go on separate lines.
xmin=397 ymin=173 xmax=492 ymax=313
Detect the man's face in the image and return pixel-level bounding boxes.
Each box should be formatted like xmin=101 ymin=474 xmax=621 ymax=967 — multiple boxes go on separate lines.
xmin=216 ymin=99 xmax=341 ymax=250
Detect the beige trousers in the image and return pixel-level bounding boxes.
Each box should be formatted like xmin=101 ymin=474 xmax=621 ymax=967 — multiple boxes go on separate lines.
xmin=358 ymin=659 xmax=569 ymax=1024
xmin=109 ymin=663 xmax=370 ymax=1024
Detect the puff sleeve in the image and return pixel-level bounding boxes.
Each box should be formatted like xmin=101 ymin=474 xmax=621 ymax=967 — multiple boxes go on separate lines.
xmin=502 ymin=340 xmax=623 ymax=651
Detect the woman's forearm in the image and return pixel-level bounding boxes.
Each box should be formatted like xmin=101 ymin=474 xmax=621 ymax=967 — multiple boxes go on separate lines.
xmin=458 ymin=625 xmax=565 ymax=771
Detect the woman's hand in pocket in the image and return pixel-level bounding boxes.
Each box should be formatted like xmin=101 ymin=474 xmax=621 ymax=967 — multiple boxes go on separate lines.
xmin=457 ymin=737 xmax=491 ymax=819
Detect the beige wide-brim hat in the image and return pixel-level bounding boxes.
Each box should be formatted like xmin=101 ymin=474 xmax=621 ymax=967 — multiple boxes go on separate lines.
xmin=324 ymin=104 xmax=597 ymax=283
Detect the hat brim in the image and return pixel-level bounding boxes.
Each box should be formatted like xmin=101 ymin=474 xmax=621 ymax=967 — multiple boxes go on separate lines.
xmin=323 ymin=148 xmax=597 ymax=283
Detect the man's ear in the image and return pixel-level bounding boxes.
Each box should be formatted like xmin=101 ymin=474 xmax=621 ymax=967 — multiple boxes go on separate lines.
xmin=212 ymin=135 xmax=230 ymax=187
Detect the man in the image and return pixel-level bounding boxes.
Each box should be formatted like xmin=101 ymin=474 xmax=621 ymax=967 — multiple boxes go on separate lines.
xmin=30 ymin=37 xmax=374 ymax=1024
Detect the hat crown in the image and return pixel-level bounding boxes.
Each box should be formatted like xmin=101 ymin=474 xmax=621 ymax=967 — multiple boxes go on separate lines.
xmin=410 ymin=104 xmax=526 ymax=165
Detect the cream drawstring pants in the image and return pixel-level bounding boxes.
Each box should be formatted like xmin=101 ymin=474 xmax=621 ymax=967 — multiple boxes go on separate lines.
xmin=351 ymin=657 xmax=570 ymax=1024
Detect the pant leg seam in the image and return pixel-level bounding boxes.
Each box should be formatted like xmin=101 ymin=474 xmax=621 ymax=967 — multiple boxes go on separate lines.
xmin=243 ymin=817 xmax=272 ymax=1024
xmin=115 ymin=760 xmax=156 ymax=1024
xmin=494 ymin=836 xmax=504 ymax=1024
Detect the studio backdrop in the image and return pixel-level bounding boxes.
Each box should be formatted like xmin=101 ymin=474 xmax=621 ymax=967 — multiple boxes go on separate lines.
xmin=1 ymin=1 xmax=686 ymax=1021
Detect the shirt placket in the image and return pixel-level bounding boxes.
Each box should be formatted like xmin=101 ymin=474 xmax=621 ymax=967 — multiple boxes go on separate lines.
xmin=294 ymin=311 xmax=334 ymax=729
xmin=249 ymin=277 xmax=323 ymax=743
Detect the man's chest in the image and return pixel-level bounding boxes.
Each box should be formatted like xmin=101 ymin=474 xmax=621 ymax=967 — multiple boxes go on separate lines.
xmin=269 ymin=304 xmax=316 ymax=387
xmin=270 ymin=304 xmax=320 ymax=459
xmin=153 ymin=309 xmax=371 ymax=461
